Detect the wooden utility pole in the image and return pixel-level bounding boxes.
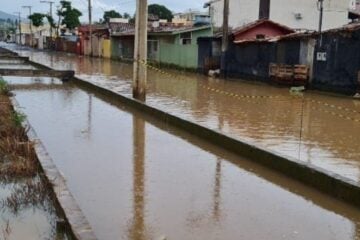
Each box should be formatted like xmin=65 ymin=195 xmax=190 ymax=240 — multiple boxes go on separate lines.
xmin=14 ymin=12 xmax=22 ymax=45
xmin=133 ymin=0 xmax=148 ymax=101
xmin=220 ymin=0 xmax=229 ymax=76
xmin=318 ymin=0 xmax=324 ymax=47
xmin=88 ymin=0 xmax=93 ymax=56
xmin=22 ymin=6 xmax=32 ymax=47
xmin=40 ymin=1 xmax=54 ymax=39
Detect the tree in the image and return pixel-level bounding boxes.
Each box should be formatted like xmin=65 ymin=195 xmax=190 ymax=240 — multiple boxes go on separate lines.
xmin=123 ymin=12 xmax=131 ymax=19
xmin=148 ymin=4 xmax=173 ymax=21
xmin=57 ymin=1 xmax=82 ymax=30
xmin=103 ymin=10 xmax=122 ymax=23
xmin=29 ymin=13 xmax=46 ymax=27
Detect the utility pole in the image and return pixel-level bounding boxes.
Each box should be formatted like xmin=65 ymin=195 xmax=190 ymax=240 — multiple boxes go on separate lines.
xmin=22 ymin=6 xmax=33 ymax=47
xmin=318 ymin=0 xmax=324 ymax=47
xmin=221 ymin=0 xmax=229 ymax=77
xmin=14 ymin=12 xmax=22 ymax=45
xmin=133 ymin=0 xmax=148 ymax=101
xmin=88 ymin=0 xmax=93 ymax=56
xmin=40 ymin=1 xmax=54 ymax=39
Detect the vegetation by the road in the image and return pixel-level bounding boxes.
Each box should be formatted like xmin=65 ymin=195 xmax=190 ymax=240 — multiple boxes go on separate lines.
xmin=0 ymin=79 xmax=37 ymax=181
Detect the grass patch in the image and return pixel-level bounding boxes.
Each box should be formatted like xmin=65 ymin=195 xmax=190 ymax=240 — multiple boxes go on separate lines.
xmin=0 ymin=77 xmax=11 ymax=96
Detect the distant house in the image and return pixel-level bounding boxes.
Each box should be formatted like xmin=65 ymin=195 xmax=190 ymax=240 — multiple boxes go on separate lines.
xmin=111 ymin=23 xmax=213 ymax=69
xmin=78 ymin=25 xmax=110 ymax=57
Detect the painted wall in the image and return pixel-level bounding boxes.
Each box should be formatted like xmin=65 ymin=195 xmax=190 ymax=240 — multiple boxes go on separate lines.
xmin=312 ymin=30 xmax=360 ymax=94
xmin=210 ymin=0 xmax=351 ymax=30
xmin=102 ymin=39 xmax=111 ymax=58
xmin=159 ymin=42 xmax=199 ymax=68
xmin=111 ymin=36 xmax=134 ymax=60
xmin=234 ymin=23 xmax=292 ymax=41
xmin=157 ymin=28 xmax=213 ymax=69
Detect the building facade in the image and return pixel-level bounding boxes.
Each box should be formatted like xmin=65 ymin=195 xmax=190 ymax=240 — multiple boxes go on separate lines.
xmin=207 ymin=0 xmax=355 ymax=30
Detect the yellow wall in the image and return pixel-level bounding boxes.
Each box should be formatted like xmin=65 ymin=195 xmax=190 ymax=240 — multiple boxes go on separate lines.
xmin=102 ymin=39 xmax=111 ymax=58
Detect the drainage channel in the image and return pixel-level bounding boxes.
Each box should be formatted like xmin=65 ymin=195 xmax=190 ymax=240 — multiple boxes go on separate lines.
xmin=3 ymin=75 xmax=360 ymax=240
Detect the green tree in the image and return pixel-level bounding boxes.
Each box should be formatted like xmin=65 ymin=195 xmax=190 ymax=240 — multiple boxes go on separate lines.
xmin=46 ymin=15 xmax=56 ymax=28
xmin=57 ymin=0 xmax=82 ymax=30
xmin=148 ymin=4 xmax=173 ymax=21
xmin=103 ymin=10 xmax=122 ymax=23
xmin=29 ymin=13 xmax=46 ymax=27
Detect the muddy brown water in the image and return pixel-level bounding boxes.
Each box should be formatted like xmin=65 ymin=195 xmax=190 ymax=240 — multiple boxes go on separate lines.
xmin=2 ymin=43 xmax=360 ymax=183
xmin=4 ymin=75 xmax=360 ymax=240
xmin=0 ymin=176 xmax=69 ymax=240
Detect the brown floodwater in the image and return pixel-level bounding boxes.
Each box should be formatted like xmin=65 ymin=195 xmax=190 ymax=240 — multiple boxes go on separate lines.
xmin=3 ymin=43 xmax=360 ymax=183
xmin=5 ymin=76 xmax=360 ymax=240
xmin=0 ymin=176 xmax=69 ymax=240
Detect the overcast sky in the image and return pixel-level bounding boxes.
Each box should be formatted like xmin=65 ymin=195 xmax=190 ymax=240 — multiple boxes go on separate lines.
xmin=1 ymin=0 xmax=208 ymax=22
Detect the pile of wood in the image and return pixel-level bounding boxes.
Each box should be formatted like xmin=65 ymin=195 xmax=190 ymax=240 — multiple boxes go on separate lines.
xmin=269 ymin=63 xmax=309 ymax=86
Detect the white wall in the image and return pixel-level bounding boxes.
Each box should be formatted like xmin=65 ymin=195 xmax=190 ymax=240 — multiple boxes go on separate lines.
xmin=210 ymin=0 xmax=260 ymax=28
xmin=270 ymin=0 xmax=349 ymax=30
xmin=210 ymin=0 xmax=351 ymax=30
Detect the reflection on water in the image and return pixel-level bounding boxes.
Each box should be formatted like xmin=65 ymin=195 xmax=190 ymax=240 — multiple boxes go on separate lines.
xmin=4 ymin=43 xmax=360 ymax=182
xmin=128 ymin=117 xmax=148 ymax=240
xmin=7 ymin=76 xmax=360 ymax=240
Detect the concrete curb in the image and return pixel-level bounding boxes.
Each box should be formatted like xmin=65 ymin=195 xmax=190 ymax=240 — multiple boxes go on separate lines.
xmin=10 ymin=97 xmax=97 ymax=240
xmin=73 ymin=77 xmax=360 ymax=208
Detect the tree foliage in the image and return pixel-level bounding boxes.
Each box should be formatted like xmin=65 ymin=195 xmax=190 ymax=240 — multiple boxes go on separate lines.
xmin=123 ymin=12 xmax=131 ymax=19
xmin=103 ymin=10 xmax=122 ymax=23
xmin=28 ymin=13 xmax=56 ymax=28
xmin=57 ymin=0 xmax=82 ymax=30
xmin=148 ymin=4 xmax=173 ymax=21
xmin=29 ymin=13 xmax=46 ymax=27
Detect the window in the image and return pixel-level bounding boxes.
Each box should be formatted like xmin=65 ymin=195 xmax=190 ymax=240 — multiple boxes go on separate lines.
xmin=180 ymin=32 xmax=192 ymax=45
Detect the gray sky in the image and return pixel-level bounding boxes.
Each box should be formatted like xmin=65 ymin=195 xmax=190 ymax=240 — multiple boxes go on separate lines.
xmin=1 ymin=0 xmax=208 ymax=22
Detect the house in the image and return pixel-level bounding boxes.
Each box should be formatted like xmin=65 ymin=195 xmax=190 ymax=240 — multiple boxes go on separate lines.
xmin=204 ymin=0 xmax=356 ymax=31
xmin=78 ymin=24 xmax=110 ymax=57
xmin=232 ymin=19 xmax=295 ymax=43
xmin=198 ymin=19 xmax=295 ymax=73
xmin=15 ymin=22 xmax=52 ymax=49
xmin=111 ymin=23 xmax=213 ymax=69
xmin=172 ymin=10 xmax=210 ymax=26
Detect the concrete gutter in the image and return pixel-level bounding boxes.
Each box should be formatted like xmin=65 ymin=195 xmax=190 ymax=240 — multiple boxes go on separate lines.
xmin=21 ymin=54 xmax=360 ymax=208
xmin=0 ymin=69 xmax=74 ymax=80
xmin=10 ymin=97 xmax=97 ymax=240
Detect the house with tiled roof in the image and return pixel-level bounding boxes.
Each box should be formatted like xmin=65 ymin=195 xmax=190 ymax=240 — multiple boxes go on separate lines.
xmin=110 ymin=22 xmax=212 ymax=69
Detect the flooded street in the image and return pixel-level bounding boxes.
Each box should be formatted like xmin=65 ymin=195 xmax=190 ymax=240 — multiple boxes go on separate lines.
xmin=3 ymin=43 xmax=360 ymax=182
xmin=4 ymin=75 xmax=360 ymax=240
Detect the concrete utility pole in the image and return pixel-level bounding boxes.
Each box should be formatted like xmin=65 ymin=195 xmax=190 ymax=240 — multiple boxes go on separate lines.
xmin=14 ymin=12 xmax=22 ymax=45
xmin=22 ymin=6 xmax=32 ymax=47
xmin=318 ymin=0 xmax=324 ymax=47
xmin=88 ymin=0 xmax=93 ymax=56
xmin=133 ymin=0 xmax=148 ymax=101
xmin=221 ymin=0 xmax=229 ymax=76
xmin=40 ymin=1 xmax=54 ymax=39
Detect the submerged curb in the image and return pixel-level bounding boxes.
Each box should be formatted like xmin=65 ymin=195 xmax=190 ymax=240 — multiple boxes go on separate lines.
xmin=21 ymin=53 xmax=360 ymax=208
xmin=10 ymin=97 xmax=97 ymax=240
